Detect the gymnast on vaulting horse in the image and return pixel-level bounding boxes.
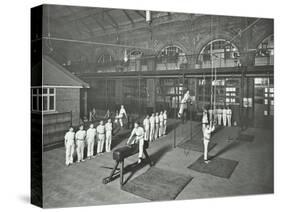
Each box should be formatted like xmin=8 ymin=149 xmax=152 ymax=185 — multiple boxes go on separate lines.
xmin=102 ymin=121 xmax=152 ymax=186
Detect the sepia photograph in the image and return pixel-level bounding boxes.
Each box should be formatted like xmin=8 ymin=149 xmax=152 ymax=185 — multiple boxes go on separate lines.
xmin=31 ymin=3 xmax=274 ymax=208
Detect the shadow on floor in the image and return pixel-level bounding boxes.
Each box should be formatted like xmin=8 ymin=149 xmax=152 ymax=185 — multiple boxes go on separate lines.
xmin=166 ymin=121 xmax=183 ymax=134
xmin=210 ymin=140 xmax=243 ymax=159
xmin=123 ymin=145 xmax=173 ymax=184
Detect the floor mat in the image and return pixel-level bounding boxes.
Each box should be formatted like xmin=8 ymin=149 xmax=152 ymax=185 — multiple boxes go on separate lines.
xmin=177 ymin=139 xmax=217 ymax=153
xmin=122 ymin=167 xmax=193 ymax=201
xmin=188 ymin=155 xmax=239 ymax=179
xmin=237 ymin=134 xmax=255 ymax=142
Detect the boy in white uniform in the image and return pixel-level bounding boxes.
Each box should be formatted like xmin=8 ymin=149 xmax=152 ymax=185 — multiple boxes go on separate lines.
xmin=202 ymin=109 xmax=209 ymax=133
xmin=119 ymin=105 xmax=127 ymax=128
xmin=222 ymin=107 xmax=227 ymax=126
xmin=127 ymin=121 xmax=145 ymax=164
xmin=163 ymin=110 xmax=168 ymax=135
xmin=64 ymin=126 xmax=75 ymax=166
xmin=114 ymin=110 xmax=119 ymax=124
xmin=90 ymin=107 xmax=96 ymax=122
xmin=159 ymin=111 xmax=164 ymax=137
xmin=75 ymin=125 xmax=86 ymax=163
xmin=203 ymin=123 xmax=215 ymax=163
xmin=217 ymin=107 xmax=222 ymax=125
xmin=104 ymin=109 xmax=111 ymax=120
xmin=97 ymin=120 xmax=106 ymax=155
xmin=226 ymin=106 xmax=232 ymax=127
xmin=178 ymin=90 xmax=190 ymax=118
xmin=154 ymin=112 xmax=160 ymax=140
xmin=86 ymin=124 xmax=96 ymax=159
xmin=208 ymin=108 xmax=213 ymax=124
xmin=149 ymin=113 xmax=155 ymax=142
xmin=143 ymin=115 xmax=150 ymax=141
xmin=105 ymin=119 xmax=113 ymax=152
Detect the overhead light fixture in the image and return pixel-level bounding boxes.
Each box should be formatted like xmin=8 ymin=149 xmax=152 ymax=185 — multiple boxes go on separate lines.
xmin=146 ymin=10 xmax=151 ymax=24
xmin=124 ymin=49 xmax=128 ymax=62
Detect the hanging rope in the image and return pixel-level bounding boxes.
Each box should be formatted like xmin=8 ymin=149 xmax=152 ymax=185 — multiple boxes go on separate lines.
xmin=40 ymin=36 xmax=154 ymax=50
xmin=45 ymin=5 xmax=53 ymax=53
xmin=210 ymin=15 xmax=214 ymax=113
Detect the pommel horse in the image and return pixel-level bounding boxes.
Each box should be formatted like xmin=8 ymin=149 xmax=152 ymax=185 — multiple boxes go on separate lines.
xmin=102 ymin=141 xmax=153 ymax=186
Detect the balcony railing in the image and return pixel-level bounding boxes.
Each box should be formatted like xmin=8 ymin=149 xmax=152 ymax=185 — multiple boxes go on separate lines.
xmin=67 ymin=50 xmax=273 ymax=74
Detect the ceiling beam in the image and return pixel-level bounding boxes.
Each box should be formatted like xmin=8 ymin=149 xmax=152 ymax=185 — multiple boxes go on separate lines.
xmin=54 ymin=7 xmax=113 ymax=24
xmin=135 ymin=10 xmax=146 ymax=19
xmin=122 ymin=10 xmax=135 ymax=25
xmin=94 ymin=19 xmax=106 ymax=32
xmin=104 ymin=11 xmax=119 ymax=29
xmin=67 ymin=7 xmax=94 ymax=36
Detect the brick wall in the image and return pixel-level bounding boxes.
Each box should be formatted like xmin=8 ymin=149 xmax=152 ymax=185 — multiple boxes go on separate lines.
xmin=56 ymin=88 xmax=80 ymax=126
xmin=67 ymin=16 xmax=273 ymax=65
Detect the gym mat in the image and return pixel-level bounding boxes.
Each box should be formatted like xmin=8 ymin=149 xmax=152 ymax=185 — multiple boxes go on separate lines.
xmin=177 ymin=139 xmax=217 ymax=153
xmin=122 ymin=167 xmax=193 ymax=201
xmin=188 ymin=155 xmax=238 ymax=179
xmin=236 ymin=134 xmax=255 ymax=142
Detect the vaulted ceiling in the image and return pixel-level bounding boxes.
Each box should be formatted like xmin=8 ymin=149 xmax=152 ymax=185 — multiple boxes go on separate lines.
xmin=43 ymin=4 xmax=179 ymax=41
xmin=41 ymin=4 xmax=204 ymax=65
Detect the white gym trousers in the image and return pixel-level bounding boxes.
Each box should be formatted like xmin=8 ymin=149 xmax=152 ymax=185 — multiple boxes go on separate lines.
xmin=65 ymin=142 xmax=74 ymax=165
xmin=76 ymin=140 xmax=85 ymax=162
xmin=97 ymin=134 xmax=105 ymax=153
xmin=105 ymin=131 xmax=112 ymax=152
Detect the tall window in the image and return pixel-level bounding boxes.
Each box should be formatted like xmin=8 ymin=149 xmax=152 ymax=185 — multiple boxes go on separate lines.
xmin=97 ymin=54 xmax=113 ymax=64
xmin=32 ymin=88 xmax=56 ymax=112
xmin=256 ymin=35 xmax=274 ymax=57
xmin=199 ymin=39 xmax=239 ymax=62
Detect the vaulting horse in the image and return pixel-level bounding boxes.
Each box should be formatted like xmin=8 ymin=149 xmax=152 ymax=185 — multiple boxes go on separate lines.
xmin=102 ymin=141 xmax=153 ymax=187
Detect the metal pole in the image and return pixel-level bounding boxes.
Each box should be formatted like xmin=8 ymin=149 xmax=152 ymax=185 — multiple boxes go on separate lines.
xmin=70 ymin=111 xmax=72 ymax=126
xmin=190 ymin=103 xmax=192 ymax=141
xmin=173 ymin=127 xmax=176 ymax=148
xmin=138 ymin=74 xmax=141 ymax=118
xmin=105 ymin=79 xmax=108 ymax=110
xmin=173 ymin=80 xmax=177 ymax=148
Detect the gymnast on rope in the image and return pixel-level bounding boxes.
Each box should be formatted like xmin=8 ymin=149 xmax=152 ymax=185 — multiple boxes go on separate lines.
xmin=178 ymin=90 xmax=192 ymax=119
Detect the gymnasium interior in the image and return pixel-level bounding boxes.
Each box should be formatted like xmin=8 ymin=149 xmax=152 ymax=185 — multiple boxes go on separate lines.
xmin=31 ymin=4 xmax=274 ymax=208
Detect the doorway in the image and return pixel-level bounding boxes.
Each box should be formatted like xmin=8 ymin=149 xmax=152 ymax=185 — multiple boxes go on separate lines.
xmin=253 ymin=77 xmax=274 ymax=129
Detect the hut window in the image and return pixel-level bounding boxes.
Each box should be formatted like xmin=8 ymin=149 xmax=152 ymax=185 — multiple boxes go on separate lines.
xmin=32 ymin=87 xmax=56 ymax=112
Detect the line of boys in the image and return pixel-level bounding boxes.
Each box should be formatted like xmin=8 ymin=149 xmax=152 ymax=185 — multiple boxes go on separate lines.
xmin=64 ymin=119 xmax=113 ymax=166
xmin=143 ymin=110 xmax=168 ymax=142
xmin=208 ymin=106 xmax=232 ymax=127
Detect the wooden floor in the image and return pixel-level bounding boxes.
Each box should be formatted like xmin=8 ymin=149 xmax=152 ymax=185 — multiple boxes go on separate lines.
xmin=42 ymin=120 xmax=274 ymax=208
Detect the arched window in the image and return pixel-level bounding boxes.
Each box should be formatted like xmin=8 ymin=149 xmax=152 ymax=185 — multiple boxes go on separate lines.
xmin=97 ymin=54 xmax=113 ymax=64
xmin=128 ymin=50 xmax=143 ymax=60
xmin=159 ymin=45 xmax=184 ymax=58
xmin=158 ymin=45 xmax=187 ymax=69
xmin=126 ymin=50 xmax=143 ymax=72
xmin=198 ymin=39 xmax=239 ymax=68
xmin=255 ymin=35 xmax=274 ymax=66
xmin=256 ymin=35 xmax=274 ymax=57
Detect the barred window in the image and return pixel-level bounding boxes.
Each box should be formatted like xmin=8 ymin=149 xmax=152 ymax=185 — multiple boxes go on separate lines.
xmin=97 ymin=54 xmax=113 ymax=64
xmin=159 ymin=45 xmax=184 ymax=58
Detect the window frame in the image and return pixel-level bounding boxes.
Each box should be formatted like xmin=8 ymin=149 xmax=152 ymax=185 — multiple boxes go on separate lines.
xmin=199 ymin=39 xmax=239 ymax=62
xmin=31 ymin=87 xmax=56 ymax=113
xmin=97 ymin=54 xmax=113 ymax=64
xmin=159 ymin=45 xmax=184 ymax=58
